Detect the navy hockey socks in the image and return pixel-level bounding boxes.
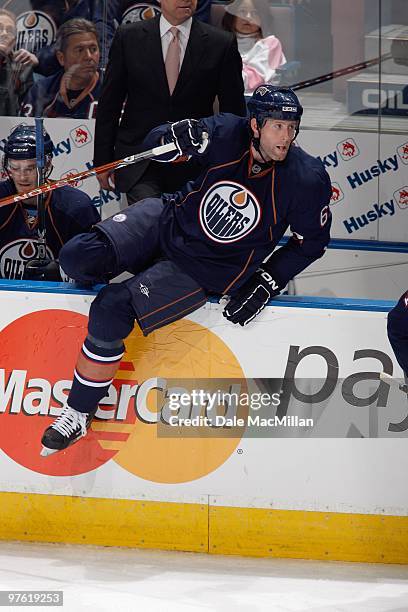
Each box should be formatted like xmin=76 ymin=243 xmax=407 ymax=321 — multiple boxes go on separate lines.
xmin=67 ymin=336 xmax=125 ymax=414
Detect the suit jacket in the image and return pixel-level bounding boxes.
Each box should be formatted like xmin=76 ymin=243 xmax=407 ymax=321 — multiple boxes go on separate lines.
xmin=93 ymin=16 xmax=246 ymax=192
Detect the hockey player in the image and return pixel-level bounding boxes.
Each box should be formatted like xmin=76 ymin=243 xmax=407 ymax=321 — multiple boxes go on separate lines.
xmin=387 ymin=291 xmax=408 ymax=390
xmin=0 ymin=123 xmax=100 ymax=280
xmin=40 ymin=84 xmax=332 ymax=455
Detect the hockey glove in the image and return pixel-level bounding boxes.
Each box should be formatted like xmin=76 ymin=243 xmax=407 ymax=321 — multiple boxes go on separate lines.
xmin=24 ymin=258 xmax=62 ymax=282
xmin=223 ymin=268 xmax=281 ymax=326
xmin=164 ymin=119 xmax=210 ymax=157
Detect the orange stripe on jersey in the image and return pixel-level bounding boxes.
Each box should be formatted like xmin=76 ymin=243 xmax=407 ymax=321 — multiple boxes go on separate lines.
xmin=142 ymin=298 xmax=207 ymax=333
xmin=271 ymin=166 xmax=277 ymax=225
xmin=60 ymin=72 xmax=99 ymax=110
xmin=0 ymin=204 xmax=18 ymax=231
xmin=139 ymin=288 xmax=203 ymax=321
xmin=223 ymin=249 xmax=255 ymax=295
xmin=177 ymin=151 xmax=250 ymax=207
xmin=47 ymin=192 xmax=64 ymax=247
xmin=247 ymin=149 xmax=274 ymax=179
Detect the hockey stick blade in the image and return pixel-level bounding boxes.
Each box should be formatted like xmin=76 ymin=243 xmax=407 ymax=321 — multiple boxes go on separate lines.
xmin=0 ymin=141 xmax=178 ymax=208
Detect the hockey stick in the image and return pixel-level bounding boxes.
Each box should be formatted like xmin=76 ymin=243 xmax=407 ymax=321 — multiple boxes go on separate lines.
xmin=24 ymin=118 xmax=62 ymax=280
xmin=34 ymin=117 xmax=47 ymax=261
xmin=290 ymin=53 xmax=392 ymax=91
xmin=0 ymin=141 xmax=178 ymax=209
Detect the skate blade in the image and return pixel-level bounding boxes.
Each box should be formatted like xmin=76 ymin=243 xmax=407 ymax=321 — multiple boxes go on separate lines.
xmin=40 ymin=446 xmax=59 ymax=457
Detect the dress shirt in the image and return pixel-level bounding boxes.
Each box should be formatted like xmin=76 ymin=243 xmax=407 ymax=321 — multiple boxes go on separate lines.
xmin=160 ymin=15 xmax=192 ymax=67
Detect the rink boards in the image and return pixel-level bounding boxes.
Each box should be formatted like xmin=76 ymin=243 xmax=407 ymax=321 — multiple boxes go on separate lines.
xmin=0 ymin=281 xmax=407 ymax=563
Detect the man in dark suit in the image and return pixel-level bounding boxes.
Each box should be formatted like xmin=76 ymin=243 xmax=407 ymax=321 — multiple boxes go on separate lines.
xmin=94 ymin=0 xmax=246 ymax=203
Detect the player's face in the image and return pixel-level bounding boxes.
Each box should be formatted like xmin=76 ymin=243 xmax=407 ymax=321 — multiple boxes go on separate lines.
xmin=159 ymin=0 xmax=198 ymax=25
xmin=0 ymin=15 xmax=16 ymax=56
xmin=57 ymin=32 xmax=100 ymax=81
xmin=7 ymin=159 xmax=38 ymax=192
xmin=251 ymin=118 xmax=298 ymax=162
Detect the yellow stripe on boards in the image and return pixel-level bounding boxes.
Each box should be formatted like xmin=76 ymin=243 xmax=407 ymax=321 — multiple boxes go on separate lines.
xmin=209 ymin=506 xmax=408 ymax=564
xmin=0 ymin=492 xmax=207 ymax=552
xmin=1 ymin=492 xmax=408 ymax=564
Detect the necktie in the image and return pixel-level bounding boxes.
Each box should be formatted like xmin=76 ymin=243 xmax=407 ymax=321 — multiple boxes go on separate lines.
xmin=165 ymin=26 xmax=180 ymax=95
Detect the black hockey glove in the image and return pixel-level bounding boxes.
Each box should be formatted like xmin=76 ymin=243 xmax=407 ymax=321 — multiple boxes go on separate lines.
xmin=164 ymin=119 xmax=210 ymax=157
xmin=24 ymin=258 xmax=62 ymax=282
xmin=223 ymin=268 xmax=281 ymax=326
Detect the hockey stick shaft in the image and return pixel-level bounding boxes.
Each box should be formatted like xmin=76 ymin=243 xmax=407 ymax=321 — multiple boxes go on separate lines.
xmin=35 ymin=117 xmax=47 ymax=260
xmin=0 ymin=141 xmax=178 ymax=209
xmin=291 ymin=53 xmax=392 ymax=91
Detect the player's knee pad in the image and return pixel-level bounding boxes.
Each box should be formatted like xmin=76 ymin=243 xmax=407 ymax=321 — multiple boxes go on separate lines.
xmin=59 ymin=230 xmax=117 ymax=284
xmin=88 ymin=283 xmax=135 ymax=341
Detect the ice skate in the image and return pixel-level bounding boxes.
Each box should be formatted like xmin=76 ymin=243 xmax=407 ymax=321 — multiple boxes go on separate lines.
xmin=40 ymin=405 xmax=95 ymax=457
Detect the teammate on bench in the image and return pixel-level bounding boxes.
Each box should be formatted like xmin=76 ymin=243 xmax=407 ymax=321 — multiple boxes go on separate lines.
xmin=0 ymin=124 xmax=100 ymax=281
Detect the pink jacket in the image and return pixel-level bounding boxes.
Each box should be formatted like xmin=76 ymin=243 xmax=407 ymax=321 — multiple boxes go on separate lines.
xmin=242 ymin=35 xmax=286 ymax=92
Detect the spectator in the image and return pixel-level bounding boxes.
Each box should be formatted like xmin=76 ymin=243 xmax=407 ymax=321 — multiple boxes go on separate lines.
xmin=94 ymin=0 xmax=246 ymax=204
xmin=120 ymin=0 xmax=211 ymax=25
xmin=0 ymin=123 xmax=100 ymax=280
xmin=0 ymin=8 xmax=34 ymax=115
xmin=20 ymin=18 xmax=102 ymax=118
xmin=1 ymin=1 xmax=116 ymax=76
xmin=222 ymin=0 xmax=286 ymax=93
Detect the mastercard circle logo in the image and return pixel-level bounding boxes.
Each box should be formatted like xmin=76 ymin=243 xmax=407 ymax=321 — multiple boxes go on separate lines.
xmin=0 ymin=310 xmax=245 ymax=483
xmin=0 ymin=310 xmax=135 ymax=477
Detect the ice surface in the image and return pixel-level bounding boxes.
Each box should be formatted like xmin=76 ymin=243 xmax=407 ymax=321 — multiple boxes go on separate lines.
xmin=0 ymin=541 xmax=407 ymax=611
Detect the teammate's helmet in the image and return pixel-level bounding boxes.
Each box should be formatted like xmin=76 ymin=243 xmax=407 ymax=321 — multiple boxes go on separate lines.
xmin=4 ymin=124 xmax=54 ymax=161
xmin=248 ymin=85 xmax=303 ymax=130
xmin=3 ymin=124 xmax=54 ymax=179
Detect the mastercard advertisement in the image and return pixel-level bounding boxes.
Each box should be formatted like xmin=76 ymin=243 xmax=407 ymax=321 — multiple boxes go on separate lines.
xmin=0 ymin=304 xmax=247 ymax=484
xmin=0 ymin=286 xmax=399 ymax=509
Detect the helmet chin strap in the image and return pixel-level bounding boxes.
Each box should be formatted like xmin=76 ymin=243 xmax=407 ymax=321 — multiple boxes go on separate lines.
xmin=252 ymin=139 xmax=272 ymax=165
xmin=252 ymin=122 xmax=273 ymax=165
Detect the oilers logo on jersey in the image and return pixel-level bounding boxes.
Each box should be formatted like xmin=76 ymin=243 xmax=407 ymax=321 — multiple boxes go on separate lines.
xmin=199 ymin=181 xmax=261 ymax=244
xmin=16 ymin=11 xmax=57 ymax=54
xmin=0 ymin=238 xmax=54 ymax=280
xmin=122 ymin=3 xmax=161 ymax=24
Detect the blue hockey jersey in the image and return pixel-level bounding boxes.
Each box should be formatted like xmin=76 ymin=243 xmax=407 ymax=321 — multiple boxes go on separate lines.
xmin=0 ymin=179 xmax=100 ymax=279
xmin=20 ymin=69 xmax=102 ymax=118
xmin=144 ymin=113 xmax=332 ymax=294
xmin=1 ymin=1 xmax=101 ymax=75
xmin=120 ymin=0 xmax=211 ymax=24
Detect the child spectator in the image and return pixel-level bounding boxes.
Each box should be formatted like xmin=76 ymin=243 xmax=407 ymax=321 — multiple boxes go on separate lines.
xmin=222 ymin=0 xmax=286 ymax=92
